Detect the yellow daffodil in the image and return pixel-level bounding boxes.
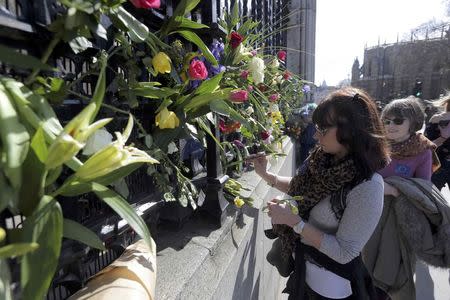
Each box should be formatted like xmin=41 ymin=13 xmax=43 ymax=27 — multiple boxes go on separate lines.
xmin=152 ymin=52 xmax=172 ymax=74
xmin=74 ymin=116 xmax=159 ymax=181
xmin=155 ymin=108 xmax=180 ymax=129
xmin=234 ymin=196 xmax=245 ymax=208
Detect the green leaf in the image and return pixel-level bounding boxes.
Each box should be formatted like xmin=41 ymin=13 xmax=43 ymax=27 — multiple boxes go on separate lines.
xmin=63 ymin=219 xmax=105 ymax=250
xmin=69 ymin=36 xmax=93 ymax=54
xmin=131 ymin=83 xmax=178 ymax=99
xmin=1 ymin=77 xmax=64 ymax=144
xmin=153 ymin=126 xmax=185 ymax=151
xmin=174 ymin=16 xmax=209 ymax=30
xmin=0 ymin=44 xmax=54 ymax=71
xmin=172 ymin=0 xmax=202 ymax=18
xmin=0 ymin=243 xmax=39 ymax=258
xmin=155 ymin=98 xmax=174 ymax=114
xmin=0 ymin=259 xmax=12 ymax=300
xmin=0 ymin=172 xmax=15 ymax=213
xmin=184 ymin=89 xmax=232 ymax=112
xmin=210 ymin=99 xmax=248 ymax=125
xmin=237 ymin=19 xmax=259 ymax=35
xmin=89 ymin=52 xmax=108 ymax=123
xmin=172 ymin=30 xmax=218 ymax=66
xmin=59 ymin=180 xmax=94 ymax=197
xmin=0 ymin=83 xmax=30 ymax=190
xmin=21 ymin=196 xmax=63 ymax=300
xmin=18 ymin=127 xmax=48 ymax=216
xmin=91 ymin=183 xmax=153 ymax=251
xmin=117 ymin=6 xmax=149 ymax=43
xmin=94 ymin=164 xmax=142 ymax=187
xmin=231 ymin=2 xmax=239 ymax=28
xmin=195 ymin=72 xmax=223 ymax=95
xmin=196 ymin=116 xmax=224 ymax=151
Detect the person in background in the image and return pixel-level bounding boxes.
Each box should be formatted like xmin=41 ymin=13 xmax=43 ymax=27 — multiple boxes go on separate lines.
xmin=378 ymin=96 xmax=438 ymax=196
xmin=249 ymin=87 xmax=389 ymax=299
xmin=299 ymin=103 xmax=317 ymax=164
xmin=425 ymin=93 xmax=450 ymax=191
xmin=364 ymin=96 xmax=440 ymax=300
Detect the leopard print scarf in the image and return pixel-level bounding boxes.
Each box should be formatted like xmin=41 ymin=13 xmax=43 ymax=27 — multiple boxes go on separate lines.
xmin=273 ymin=147 xmax=359 ymax=258
xmin=390 ymin=133 xmax=440 ymax=172
xmin=390 ymin=133 xmax=435 ymax=159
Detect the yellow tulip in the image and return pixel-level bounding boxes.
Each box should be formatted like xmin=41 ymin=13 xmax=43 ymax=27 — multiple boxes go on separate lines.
xmin=234 ymin=196 xmax=245 ymax=208
xmin=152 ymin=52 xmax=172 ymax=74
xmin=155 ymin=108 xmax=180 ymax=129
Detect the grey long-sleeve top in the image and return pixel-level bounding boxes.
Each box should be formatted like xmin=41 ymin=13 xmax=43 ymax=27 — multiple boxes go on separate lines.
xmin=304 ymin=173 xmax=384 ymax=264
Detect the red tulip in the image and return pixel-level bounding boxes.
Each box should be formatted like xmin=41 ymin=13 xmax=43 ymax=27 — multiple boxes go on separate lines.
xmin=240 ymin=70 xmax=249 ymax=79
xmin=230 ymin=31 xmax=244 ymax=49
xmin=260 ymin=131 xmax=270 ymax=140
xmin=229 ymin=90 xmax=249 ymax=103
xmin=269 ymin=93 xmax=280 ymax=102
xmin=283 ymin=71 xmax=291 ymax=80
xmin=130 ymin=0 xmax=160 ymax=9
xmin=277 ymin=50 xmax=287 ymax=61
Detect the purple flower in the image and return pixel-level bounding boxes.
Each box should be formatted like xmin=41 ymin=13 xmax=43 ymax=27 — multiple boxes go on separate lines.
xmin=233 ymin=140 xmax=245 ymax=148
xmin=210 ymin=41 xmax=225 ymax=60
xmin=302 ymin=85 xmax=311 ymax=93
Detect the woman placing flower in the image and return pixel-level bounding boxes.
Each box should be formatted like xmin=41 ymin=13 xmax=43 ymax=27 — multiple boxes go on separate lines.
xmin=249 ymin=87 xmax=389 ymax=299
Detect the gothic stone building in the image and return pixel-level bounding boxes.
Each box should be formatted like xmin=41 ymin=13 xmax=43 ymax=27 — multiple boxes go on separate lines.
xmin=351 ymin=34 xmax=450 ymax=103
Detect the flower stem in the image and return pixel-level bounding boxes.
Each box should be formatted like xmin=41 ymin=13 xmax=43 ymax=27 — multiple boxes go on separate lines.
xmin=101 ymin=103 xmax=148 ymax=136
xmin=25 ymin=36 xmax=61 ymax=85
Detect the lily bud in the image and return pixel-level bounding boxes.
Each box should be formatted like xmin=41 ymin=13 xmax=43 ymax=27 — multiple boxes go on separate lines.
xmin=45 ymin=102 xmax=112 ymax=169
xmin=74 ymin=116 xmax=159 ymax=181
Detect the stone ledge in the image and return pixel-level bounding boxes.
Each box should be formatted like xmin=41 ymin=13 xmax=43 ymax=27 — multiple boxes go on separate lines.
xmin=155 ymin=139 xmax=295 ymax=299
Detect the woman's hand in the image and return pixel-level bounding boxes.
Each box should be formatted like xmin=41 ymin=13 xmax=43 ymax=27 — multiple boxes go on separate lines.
xmin=384 ymin=182 xmax=399 ymax=197
xmin=247 ymin=153 xmax=268 ymax=176
xmin=267 ymin=198 xmax=301 ymax=227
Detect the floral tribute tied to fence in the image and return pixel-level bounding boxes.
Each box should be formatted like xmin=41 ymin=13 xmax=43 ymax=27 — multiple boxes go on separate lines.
xmin=0 ymin=0 xmax=306 ymax=298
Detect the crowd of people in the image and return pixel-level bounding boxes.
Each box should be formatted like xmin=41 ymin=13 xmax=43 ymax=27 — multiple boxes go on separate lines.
xmin=249 ymin=87 xmax=450 ymax=300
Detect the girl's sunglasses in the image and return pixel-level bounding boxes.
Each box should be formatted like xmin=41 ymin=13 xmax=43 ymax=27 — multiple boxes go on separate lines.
xmin=383 ymin=118 xmax=405 ymax=126
xmin=438 ymin=120 xmax=450 ymax=128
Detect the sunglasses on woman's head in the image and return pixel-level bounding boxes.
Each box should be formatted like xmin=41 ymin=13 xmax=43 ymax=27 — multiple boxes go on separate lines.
xmin=438 ymin=120 xmax=450 ymax=128
xmin=383 ymin=118 xmax=405 ymax=126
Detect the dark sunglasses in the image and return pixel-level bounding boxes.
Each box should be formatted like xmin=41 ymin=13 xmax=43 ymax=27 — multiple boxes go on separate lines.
xmin=438 ymin=120 xmax=450 ymax=128
xmin=315 ymin=124 xmax=332 ymax=136
xmin=383 ymin=118 xmax=405 ymax=126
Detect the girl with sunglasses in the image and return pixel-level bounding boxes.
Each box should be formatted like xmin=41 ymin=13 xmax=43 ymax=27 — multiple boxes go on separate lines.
xmin=366 ymin=96 xmax=440 ymax=300
xmin=425 ymin=94 xmax=450 ymax=191
xmin=378 ymin=96 xmax=439 ymax=197
xmin=249 ymin=87 xmax=389 ymax=299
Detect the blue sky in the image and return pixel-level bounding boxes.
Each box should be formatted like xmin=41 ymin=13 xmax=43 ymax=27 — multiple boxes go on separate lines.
xmin=315 ymin=0 xmax=448 ymax=86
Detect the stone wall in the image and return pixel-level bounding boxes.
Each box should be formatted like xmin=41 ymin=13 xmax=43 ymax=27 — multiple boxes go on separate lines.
xmin=352 ymin=37 xmax=450 ymax=101
xmin=156 ymin=139 xmax=296 ymax=300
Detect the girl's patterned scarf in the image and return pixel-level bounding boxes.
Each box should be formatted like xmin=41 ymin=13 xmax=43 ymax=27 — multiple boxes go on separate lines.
xmin=273 ymin=147 xmax=358 ymax=258
xmin=389 ymin=133 xmax=440 ymax=172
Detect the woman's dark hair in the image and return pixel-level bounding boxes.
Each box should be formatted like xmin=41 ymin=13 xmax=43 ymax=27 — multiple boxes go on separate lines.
xmin=312 ymin=87 xmax=389 ymax=180
xmin=381 ymin=96 xmax=425 ymax=133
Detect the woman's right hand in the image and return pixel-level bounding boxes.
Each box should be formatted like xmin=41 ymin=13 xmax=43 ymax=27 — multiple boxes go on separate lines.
xmin=384 ymin=182 xmax=399 ymax=197
xmin=247 ymin=153 xmax=268 ymax=176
